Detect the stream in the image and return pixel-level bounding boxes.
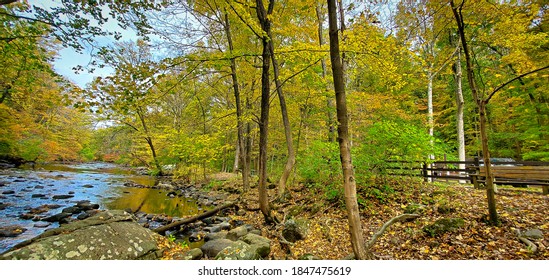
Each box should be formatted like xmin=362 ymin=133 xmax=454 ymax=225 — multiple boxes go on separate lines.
xmin=0 ymin=162 xmax=207 ymax=254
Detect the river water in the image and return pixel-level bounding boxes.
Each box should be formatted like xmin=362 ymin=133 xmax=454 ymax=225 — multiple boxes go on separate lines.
xmin=0 ymin=162 xmax=204 ymax=254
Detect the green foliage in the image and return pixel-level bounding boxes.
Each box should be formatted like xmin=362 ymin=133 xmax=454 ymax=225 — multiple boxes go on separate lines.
xmin=297 ymin=140 xmax=341 ymax=185
xmin=353 ymin=119 xmax=452 ymax=184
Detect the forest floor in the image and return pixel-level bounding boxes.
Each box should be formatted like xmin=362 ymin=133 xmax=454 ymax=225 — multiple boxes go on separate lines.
xmin=166 ymin=175 xmax=549 ymax=260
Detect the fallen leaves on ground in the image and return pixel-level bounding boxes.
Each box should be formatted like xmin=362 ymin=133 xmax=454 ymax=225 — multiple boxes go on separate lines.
xmin=233 ymin=180 xmax=548 ymax=260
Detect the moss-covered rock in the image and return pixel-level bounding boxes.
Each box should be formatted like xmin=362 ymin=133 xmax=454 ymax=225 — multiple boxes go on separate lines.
xmin=423 ymin=218 xmax=465 ymax=237
xmin=282 ymin=218 xmax=309 ymax=242
xmin=404 ymin=203 xmax=427 ymax=214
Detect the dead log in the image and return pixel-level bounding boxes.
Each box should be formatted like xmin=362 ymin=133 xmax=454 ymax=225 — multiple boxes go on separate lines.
xmin=153 ymin=201 xmax=237 ymax=235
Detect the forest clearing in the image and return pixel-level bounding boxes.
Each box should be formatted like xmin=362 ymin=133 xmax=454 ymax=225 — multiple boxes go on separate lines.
xmin=1 ymin=0 xmax=548 ymax=261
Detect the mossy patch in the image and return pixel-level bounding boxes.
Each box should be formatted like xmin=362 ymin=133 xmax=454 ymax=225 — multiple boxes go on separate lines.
xmin=423 ymin=218 xmax=465 ymax=237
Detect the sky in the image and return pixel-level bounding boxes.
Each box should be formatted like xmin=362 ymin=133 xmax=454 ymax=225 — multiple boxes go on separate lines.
xmin=28 ymin=0 xmax=138 ymax=88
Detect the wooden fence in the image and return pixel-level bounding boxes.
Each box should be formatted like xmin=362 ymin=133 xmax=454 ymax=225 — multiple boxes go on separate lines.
xmin=386 ymin=158 xmax=549 ymax=195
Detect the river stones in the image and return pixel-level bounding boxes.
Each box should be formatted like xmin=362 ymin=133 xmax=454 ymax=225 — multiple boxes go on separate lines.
xmin=42 ymin=212 xmax=72 ymax=223
xmin=0 ymin=202 xmax=9 ymax=210
xmin=201 ymin=238 xmax=234 ymax=258
xmin=2 ymin=190 xmax=15 ymax=195
xmin=62 ymin=206 xmax=83 ymax=214
xmin=226 ymin=225 xmax=248 ymax=241
xmin=52 ymin=194 xmax=74 ymax=199
xmin=81 ymin=184 xmax=94 ymax=188
xmin=216 ymin=240 xmax=259 ymax=260
xmin=33 ymin=221 xmax=51 ymax=228
xmin=31 ymin=194 xmax=46 ymax=198
xmin=0 ymin=225 xmax=27 ymax=237
xmin=204 ymin=231 xmax=228 ymax=241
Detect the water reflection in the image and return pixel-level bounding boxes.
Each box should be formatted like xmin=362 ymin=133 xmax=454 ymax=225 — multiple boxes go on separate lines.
xmin=105 ymin=187 xmax=208 ymax=217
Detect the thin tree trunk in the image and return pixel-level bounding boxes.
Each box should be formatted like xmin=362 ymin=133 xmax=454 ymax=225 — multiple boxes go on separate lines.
xmin=136 ymin=108 xmax=162 ymax=175
xmin=223 ymin=11 xmax=249 ymax=190
xmin=453 ymin=42 xmax=466 ymax=183
xmin=316 ymin=2 xmax=335 ymax=142
xmin=427 ymin=71 xmax=434 ymax=182
xmin=256 ymin=0 xmax=276 ymax=223
xmin=268 ymin=42 xmax=295 ymax=201
xmin=451 ymin=0 xmax=498 ymax=225
xmin=327 ymin=0 xmax=368 ymax=260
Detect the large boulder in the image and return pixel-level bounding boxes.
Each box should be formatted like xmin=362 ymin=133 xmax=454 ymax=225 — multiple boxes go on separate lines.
xmin=239 ymin=233 xmax=271 ymax=258
xmin=216 ymin=240 xmax=259 ymax=260
xmin=226 ymin=226 xmax=248 ymax=241
xmin=201 ymin=238 xmax=234 ymax=258
xmin=0 ymin=210 xmax=165 ymax=260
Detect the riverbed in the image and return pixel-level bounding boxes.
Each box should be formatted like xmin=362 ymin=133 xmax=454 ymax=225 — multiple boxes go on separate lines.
xmin=0 ymin=162 xmax=206 ymax=253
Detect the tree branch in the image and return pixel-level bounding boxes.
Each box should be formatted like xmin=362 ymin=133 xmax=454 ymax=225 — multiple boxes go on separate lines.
xmin=366 ymin=213 xmax=420 ymax=249
xmin=153 ymin=201 xmax=238 ymax=235
xmin=486 ymin=65 xmax=549 ymax=104
xmin=0 ymin=0 xmax=17 ymax=6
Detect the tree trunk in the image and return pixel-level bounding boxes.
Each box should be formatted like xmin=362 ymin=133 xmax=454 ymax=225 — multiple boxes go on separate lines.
xmin=427 ymin=71 xmax=434 ymax=182
xmin=223 ymin=11 xmax=249 ymax=190
xmin=268 ymin=42 xmax=295 ymax=201
xmin=136 ymin=108 xmax=162 ymax=175
xmin=327 ymin=0 xmax=368 ymax=260
xmin=256 ymin=0 xmax=276 ymax=223
xmin=450 ymin=0 xmax=498 ymax=225
xmin=316 ymin=2 xmax=336 ymax=142
xmin=453 ymin=42 xmax=466 ymax=183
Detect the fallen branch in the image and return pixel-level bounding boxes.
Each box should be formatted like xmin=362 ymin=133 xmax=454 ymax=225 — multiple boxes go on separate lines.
xmin=344 ymin=213 xmax=421 ymax=260
xmin=153 ymin=201 xmax=237 ymax=235
xmin=514 ymin=229 xmax=538 ymax=253
xmin=366 ymin=214 xmax=420 ymax=249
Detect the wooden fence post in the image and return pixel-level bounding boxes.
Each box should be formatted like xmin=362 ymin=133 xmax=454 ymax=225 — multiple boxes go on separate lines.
xmin=422 ymin=162 xmax=428 ymax=183
xmin=472 ymin=157 xmax=480 ymax=189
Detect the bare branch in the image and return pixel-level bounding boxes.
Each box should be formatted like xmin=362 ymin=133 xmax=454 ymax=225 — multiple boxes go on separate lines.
xmin=366 ymin=214 xmax=420 ymax=249
xmin=486 ymin=65 xmax=549 ymax=103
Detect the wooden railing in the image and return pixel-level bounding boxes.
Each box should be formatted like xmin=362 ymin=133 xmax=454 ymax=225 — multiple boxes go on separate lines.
xmin=386 ymin=158 xmax=549 ymax=195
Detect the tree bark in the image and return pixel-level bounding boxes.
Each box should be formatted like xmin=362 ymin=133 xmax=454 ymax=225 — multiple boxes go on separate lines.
xmin=450 ymin=0 xmax=498 ymax=224
xmin=223 ymin=10 xmax=250 ymax=191
xmin=453 ymin=41 xmax=466 ymax=183
xmin=268 ymin=42 xmax=295 ymax=201
xmin=327 ymin=0 xmax=368 ymax=260
xmin=316 ymin=2 xmax=336 ymax=142
xmin=256 ymin=0 xmax=276 ymax=223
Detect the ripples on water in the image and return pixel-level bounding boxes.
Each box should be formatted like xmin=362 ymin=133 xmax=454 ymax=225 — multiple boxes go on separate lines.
xmin=0 ymin=162 xmax=203 ymax=254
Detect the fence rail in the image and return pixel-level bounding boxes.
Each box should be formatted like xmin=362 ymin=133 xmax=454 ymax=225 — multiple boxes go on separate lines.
xmin=386 ymin=158 xmax=549 ymax=195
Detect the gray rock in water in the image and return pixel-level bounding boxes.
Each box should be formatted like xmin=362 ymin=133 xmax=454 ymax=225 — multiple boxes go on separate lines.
xmin=216 ymin=240 xmax=259 ymax=260
xmin=62 ymin=206 xmax=83 ymax=214
xmin=81 ymin=184 xmax=94 ymax=188
xmin=1 ymin=210 xmax=164 ymax=260
xmin=523 ymin=228 xmax=543 ymax=240
xmin=33 ymin=221 xmax=51 ymax=228
xmin=0 ymin=225 xmax=27 ymax=237
xmin=201 ymin=239 xmax=234 ymax=258
xmin=42 ymin=212 xmax=72 ymax=222
xmin=52 ymin=194 xmax=74 ymax=200
xmin=31 ymin=194 xmax=46 ymax=198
